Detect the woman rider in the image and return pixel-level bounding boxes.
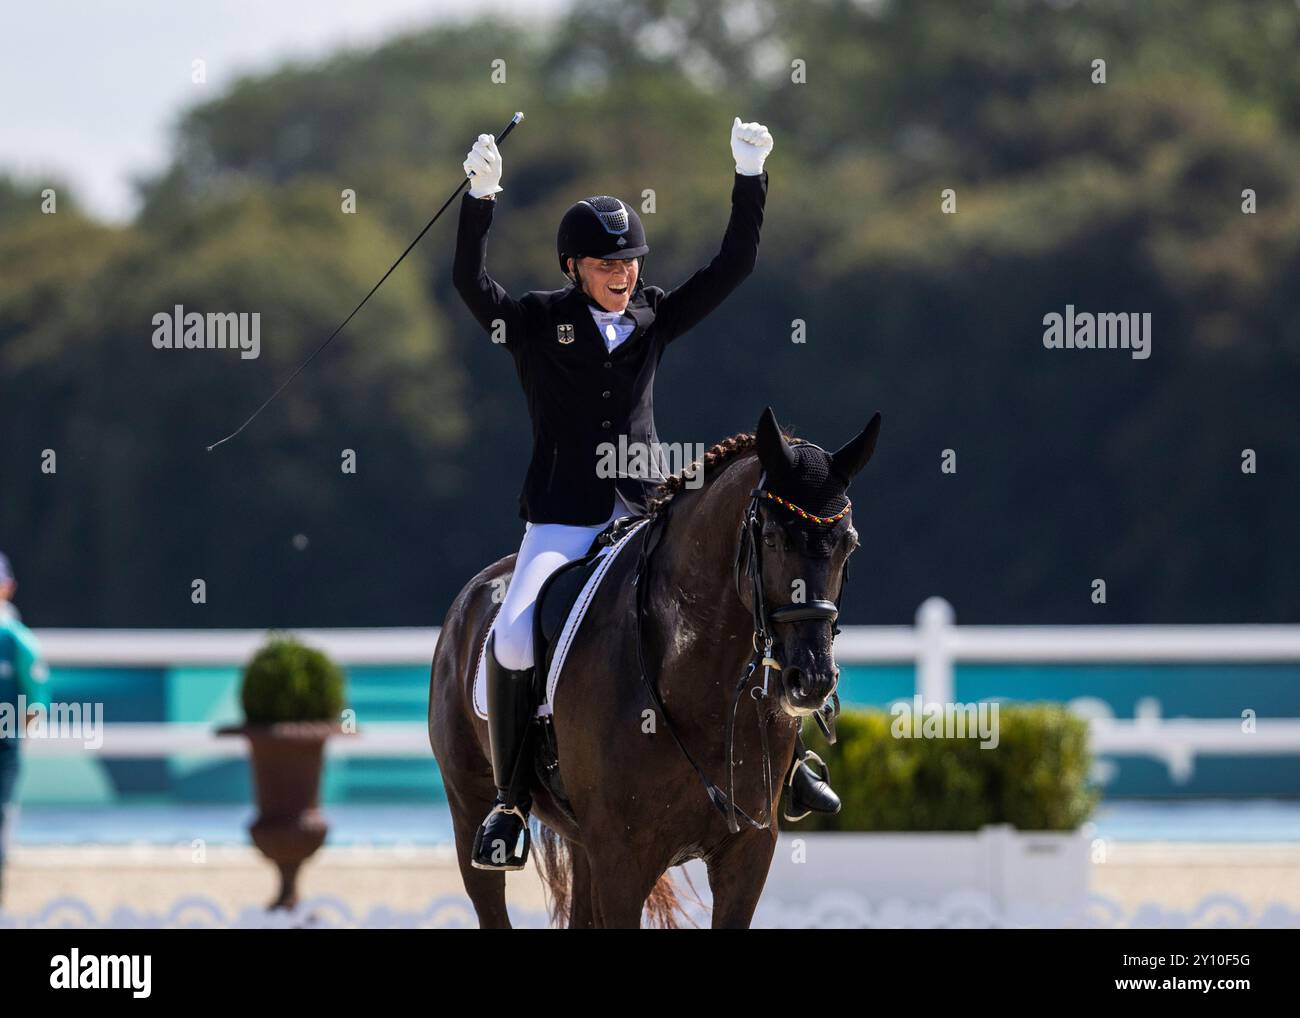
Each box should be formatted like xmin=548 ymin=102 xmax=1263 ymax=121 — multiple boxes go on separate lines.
xmin=452 ymin=118 xmax=840 ymax=870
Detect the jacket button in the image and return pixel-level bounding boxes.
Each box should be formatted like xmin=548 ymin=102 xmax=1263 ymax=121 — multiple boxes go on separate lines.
xmin=603 ymin=361 xmax=612 ymax=368
xmin=601 ymin=420 xmax=611 ymax=429
xmin=601 ymin=390 xmax=611 ymax=398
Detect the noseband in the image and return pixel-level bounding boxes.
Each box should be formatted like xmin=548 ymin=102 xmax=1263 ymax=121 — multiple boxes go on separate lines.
xmin=633 ymin=462 xmax=853 ymax=835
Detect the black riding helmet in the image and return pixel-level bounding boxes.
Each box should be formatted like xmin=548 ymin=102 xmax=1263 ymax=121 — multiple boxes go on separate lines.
xmin=556 ymin=196 xmax=649 ymax=288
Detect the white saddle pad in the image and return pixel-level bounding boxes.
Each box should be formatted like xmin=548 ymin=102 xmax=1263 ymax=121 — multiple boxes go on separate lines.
xmin=473 ymin=518 xmax=649 ymax=720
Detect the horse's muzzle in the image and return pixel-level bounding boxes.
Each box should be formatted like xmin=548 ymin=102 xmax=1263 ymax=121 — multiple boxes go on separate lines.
xmin=778 ymin=663 xmax=838 ymax=716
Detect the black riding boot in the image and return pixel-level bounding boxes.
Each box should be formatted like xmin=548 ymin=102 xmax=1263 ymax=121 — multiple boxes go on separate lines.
xmin=470 ymin=634 xmax=537 ymax=871
xmin=783 ymin=735 xmax=842 ymax=823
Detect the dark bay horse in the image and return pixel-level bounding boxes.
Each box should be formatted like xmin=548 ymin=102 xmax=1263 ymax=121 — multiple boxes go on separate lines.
xmin=428 ymin=406 xmax=880 ymax=928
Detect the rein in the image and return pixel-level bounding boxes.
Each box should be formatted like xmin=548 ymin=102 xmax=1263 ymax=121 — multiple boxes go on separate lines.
xmin=631 ymin=467 xmax=851 ymax=835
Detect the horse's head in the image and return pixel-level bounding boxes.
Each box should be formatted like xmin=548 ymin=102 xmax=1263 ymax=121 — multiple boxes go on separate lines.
xmin=740 ymin=406 xmax=881 ymax=717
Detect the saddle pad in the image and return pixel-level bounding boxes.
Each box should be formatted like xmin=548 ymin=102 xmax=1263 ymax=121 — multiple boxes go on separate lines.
xmin=472 ymin=518 xmax=649 ymax=720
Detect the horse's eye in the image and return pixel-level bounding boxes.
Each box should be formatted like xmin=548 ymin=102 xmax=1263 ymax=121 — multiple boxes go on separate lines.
xmin=763 ymin=531 xmax=777 ymax=548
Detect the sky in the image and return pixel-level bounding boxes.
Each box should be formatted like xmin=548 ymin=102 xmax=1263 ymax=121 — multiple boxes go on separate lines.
xmin=0 ymin=0 xmax=567 ymax=223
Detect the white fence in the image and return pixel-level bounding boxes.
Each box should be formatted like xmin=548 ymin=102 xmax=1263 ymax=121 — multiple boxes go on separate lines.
xmin=28 ymin=597 xmax=1300 ymax=780
xmin=846 ymin=598 xmax=1300 ymax=782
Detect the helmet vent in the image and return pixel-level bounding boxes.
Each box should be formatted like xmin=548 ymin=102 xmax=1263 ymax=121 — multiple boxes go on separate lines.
xmin=583 ymin=196 xmax=629 ymax=235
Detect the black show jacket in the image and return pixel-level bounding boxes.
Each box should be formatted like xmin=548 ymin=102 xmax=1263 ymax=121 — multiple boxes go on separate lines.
xmin=452 ymin=171 xmax=767 ymax=525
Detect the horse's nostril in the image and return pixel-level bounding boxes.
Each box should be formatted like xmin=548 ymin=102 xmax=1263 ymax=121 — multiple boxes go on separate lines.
xmin=782 ymin=666 xmax=806 ymax=698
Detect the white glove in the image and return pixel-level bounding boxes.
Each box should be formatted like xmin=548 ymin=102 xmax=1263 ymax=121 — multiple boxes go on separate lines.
xmin=730 ymin=117 xmax=773 ymax=176
xmin=463 ymin=134 xmax=503 ymax=198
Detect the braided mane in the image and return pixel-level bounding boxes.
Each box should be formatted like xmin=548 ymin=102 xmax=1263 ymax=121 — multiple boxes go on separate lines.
xmin=646 ymin=427 xmax=803 ymax=513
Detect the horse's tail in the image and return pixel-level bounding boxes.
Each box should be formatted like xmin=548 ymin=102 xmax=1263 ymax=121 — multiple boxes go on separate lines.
xmin=531 ymin=823 xmax=573 ymax=928
xmin=643 ymin=871 xmax=691 ymax=930
xmin=531 ymin=823 xmax=695 ymax=929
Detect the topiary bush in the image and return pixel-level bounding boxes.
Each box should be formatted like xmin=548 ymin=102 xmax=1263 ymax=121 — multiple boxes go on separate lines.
xmin=799 ymin=703 xmax=1098 ymax=832
xmin=991 ymin=704 xmax=1099 ymax=830
xmin=240 ymin=633 xmax=346 ymax=725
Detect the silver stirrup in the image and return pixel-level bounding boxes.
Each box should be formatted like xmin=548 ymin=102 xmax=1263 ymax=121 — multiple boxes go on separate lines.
xmin=788 ymin=750 xmax=828 ymax=787
xmin=783 ymin=750 xmax=828 ymax=823
xmin=469 ymin=804 xmax=530 ymax=871
xmin=488 ymin=802 xmax=528 ymax=823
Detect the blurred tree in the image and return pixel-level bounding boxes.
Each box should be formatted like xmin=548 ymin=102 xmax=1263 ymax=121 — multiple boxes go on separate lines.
xmin=1 ymin=0 xmax=1297 ymax=625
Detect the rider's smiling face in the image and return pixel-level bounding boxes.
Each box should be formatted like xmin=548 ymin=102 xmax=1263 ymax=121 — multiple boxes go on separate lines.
xmin=569 ymin=256 xmax=639 ymax=313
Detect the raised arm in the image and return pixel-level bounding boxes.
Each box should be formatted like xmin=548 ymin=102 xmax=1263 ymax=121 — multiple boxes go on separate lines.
xmin=655 ymin=118 xmax=774 ymax=344
xmin=451 ymin=134 xmax=530 ymax=347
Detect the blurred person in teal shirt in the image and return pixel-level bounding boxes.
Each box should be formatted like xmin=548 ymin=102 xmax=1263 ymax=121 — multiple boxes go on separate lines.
xmin=0 ymin=551 xmax=48 ymax=907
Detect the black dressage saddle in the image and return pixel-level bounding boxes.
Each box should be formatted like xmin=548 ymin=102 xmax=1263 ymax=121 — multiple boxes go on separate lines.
xmin=528 ymin=514 xmax=642 ymax=691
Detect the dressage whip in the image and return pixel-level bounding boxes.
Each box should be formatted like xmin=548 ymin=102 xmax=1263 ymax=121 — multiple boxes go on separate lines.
xmin=205 ymin=111 xmax=525 ymax=452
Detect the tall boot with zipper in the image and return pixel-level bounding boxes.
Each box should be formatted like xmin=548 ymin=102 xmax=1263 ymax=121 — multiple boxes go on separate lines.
xmin=470 ymin=633 xmax=537 ymax=870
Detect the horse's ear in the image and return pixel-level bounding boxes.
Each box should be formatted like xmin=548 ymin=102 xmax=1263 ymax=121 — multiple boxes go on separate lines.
xmin=831 ymin=412 xmax=881 ymax=482
xmin=756 ymin=406 xmax=797 ymax=475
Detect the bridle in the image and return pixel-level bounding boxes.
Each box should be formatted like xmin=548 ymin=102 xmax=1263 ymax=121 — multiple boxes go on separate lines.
xmin=633 ymin=455 xmax=853 ymax=834
xmin=733 ymin=477 xmax=851 ymax=648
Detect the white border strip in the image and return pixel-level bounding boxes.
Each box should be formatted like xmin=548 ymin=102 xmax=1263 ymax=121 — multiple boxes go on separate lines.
xmin=34 ymin=628 xmax=439 ymax=666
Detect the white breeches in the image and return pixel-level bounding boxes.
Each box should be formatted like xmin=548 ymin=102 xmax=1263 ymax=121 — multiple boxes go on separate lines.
xmin=489 ymin=494 xmax=631 ymax=671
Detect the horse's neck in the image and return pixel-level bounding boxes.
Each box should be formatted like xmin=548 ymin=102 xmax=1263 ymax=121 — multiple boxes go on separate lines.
xmin=648 ymin=454 xmax=798 ymax=776
xmin=650 ymin=455 xmax=757 ymax=664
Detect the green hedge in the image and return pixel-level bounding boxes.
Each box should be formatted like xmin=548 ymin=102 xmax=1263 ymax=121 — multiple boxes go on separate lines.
xmin=798 ymin=704 xmax=1098 ymax=832
xmin=240 ymin=634 xmax=346 ymax=725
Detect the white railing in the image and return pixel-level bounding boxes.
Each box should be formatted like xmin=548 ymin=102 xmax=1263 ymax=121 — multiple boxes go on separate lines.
xmin=28 ymin=597 xmax=1300 ymax=780
xmin=33 ymin=627 xmax=439 ymax=666
xmin=18 ymin=721 xmax=431 ymax=758
xmin=834 ymin=598 xmax=1300 ymax=701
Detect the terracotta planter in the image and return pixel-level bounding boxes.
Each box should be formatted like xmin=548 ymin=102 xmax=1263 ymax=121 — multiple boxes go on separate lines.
xmin=217 ymin=721 xmax=347 ymax=909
